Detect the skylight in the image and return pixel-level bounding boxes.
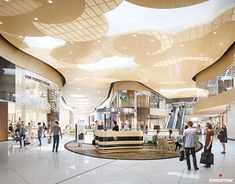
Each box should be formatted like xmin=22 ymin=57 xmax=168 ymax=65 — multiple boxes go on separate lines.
xmin=76 ymin=56 xmax=138 ymax=72
xmin=24 ymin=36 xmax=65 ymax=49
xmin=105 ymin=0 xmax=235 ymax=35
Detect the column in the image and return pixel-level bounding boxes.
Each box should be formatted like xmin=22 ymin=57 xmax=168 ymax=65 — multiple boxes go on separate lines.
xmin=0 ymin=102 xmax=8 ymax=141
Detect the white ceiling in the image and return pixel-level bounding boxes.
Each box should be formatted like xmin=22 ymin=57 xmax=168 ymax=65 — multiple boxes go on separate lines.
xmin=0 ymin=0 xmax=235 ymax=114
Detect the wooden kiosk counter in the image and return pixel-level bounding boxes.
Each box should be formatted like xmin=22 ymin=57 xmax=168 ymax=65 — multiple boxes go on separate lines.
xmin=94 ymin=130 xmax=144 ymax=153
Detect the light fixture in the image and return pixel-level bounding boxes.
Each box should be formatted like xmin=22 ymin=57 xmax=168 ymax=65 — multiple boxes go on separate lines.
xmin=48 ymin=0 xmax=53 ymax=3
xmin=200 ymin=54 xmax=203 ymax=56
xmin=97 ymin=40 xmax=101 ymax=43
xmin=78 ymin=26 xmax=83 ymax=29
xmin=60 ymin=58 xmax=63 ymax=61
xmin=123 ymin=46 xmax=127 ymax=50
xmin=70 ymin=41 xmax=74 ymax=44
xmin=69 ymin=51 xmax=73 ymax=54
xmin=0 ymin=21 xmax=3 ymax=24
xmin=213 ymin=31 xmax=217 ymax=34
xmin=70 ymin=94 xmax=85 ymax=98
xmin=34 ymin=17 xmax=38 ymax=21
xmin=19 ymin=35 xmax=23 ymax=38
xmin=180 ymin=44 xmax=184 ymax=47
xmin=4 ymin=0 xmax=9 ymax=2
xmin=97 ymin=91 xmax=101 ymax=94
xmin=219 ymin=43 xmax=223 ymax=46
xmin=132 ymin=34 xmax=137 ymax=37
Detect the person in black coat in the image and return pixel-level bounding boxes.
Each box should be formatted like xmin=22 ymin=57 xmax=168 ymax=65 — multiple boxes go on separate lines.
xmin=112 ymin=120 xmax=119 ymax=131
xmin=218 ymin=122 xmax=227 ymax=154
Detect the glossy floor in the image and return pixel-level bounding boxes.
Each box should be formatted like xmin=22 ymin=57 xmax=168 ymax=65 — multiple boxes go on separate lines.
xmin=0 ymin=136 xmax=234 ymax=184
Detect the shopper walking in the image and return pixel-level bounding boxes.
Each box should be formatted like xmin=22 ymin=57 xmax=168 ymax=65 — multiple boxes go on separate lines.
xmin=19 ymin=122 xmax=27 ymax=148
xmin=50 ymin=121 xmax=63 ymax=152
xmin=38 ymin=122 xmax=43 ymax=146
xmin=182 ymin=121 xmax=199 ymax=171
xmin=218 ymin=122 xmax=227 ymax=154
xmin=112 ymin=120 xmax=119 ymax=131
xmin=204 ymin=122 xmax=214 ymax=168
xmin=42 ymin=122 xmax=48 ymax=137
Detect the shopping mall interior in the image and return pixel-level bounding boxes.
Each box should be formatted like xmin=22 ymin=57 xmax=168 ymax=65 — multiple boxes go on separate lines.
xmin=0 ymin=0 xmax=235 ymax=184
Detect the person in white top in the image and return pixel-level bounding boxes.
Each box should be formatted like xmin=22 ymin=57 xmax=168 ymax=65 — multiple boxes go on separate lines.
xmin=183 ymin=121 xmax=199 ymax=171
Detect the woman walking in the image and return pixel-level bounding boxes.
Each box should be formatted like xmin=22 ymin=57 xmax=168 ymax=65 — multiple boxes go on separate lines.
xmin=204 ymin=123 xmax=214 ymax=168
xmin=218 ymin=122 xmax=227 ymax=154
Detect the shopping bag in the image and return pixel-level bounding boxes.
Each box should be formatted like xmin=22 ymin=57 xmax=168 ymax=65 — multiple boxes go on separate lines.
xmin=200 ymin=152 xmax=214 ymax=165
xmin=179 ymin=149 xmax=185 ymax=161
xmin=48 ymin=137 xmax=52 ymax=144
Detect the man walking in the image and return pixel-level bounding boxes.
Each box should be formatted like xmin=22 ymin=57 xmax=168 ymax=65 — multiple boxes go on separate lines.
xmin=50 ymin=121 xmax=63 ymax=152
xmin=183 ymin=121 xmax=199 ymax=171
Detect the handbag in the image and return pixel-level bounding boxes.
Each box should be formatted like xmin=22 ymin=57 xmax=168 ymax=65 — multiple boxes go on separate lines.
xmin=48 ymin=137 xmax=52 ymax=144
xmin=179 ymin=150 xmax=185 ymax=161
xmin=200 ymin=152 xmax=214 ymax=165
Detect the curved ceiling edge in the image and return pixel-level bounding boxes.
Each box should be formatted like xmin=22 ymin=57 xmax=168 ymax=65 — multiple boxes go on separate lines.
xmin=192 ymin=41 xmax=235 ymax=85
xmin=0 ymin=34 xmax=65 ymax=87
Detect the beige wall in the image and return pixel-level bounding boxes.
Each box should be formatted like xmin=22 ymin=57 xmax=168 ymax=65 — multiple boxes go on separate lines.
xmin=194 ymin=42 xmax=235 ymax=85
xmin=0 ymin=35 xmax=65 ymax=87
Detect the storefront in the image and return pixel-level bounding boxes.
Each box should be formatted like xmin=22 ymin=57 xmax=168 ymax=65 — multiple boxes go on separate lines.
xmin=0 ymin=57 xmax=61 ymax=140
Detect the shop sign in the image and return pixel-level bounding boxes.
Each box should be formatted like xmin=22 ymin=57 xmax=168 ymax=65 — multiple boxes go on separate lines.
xmin=25 ymin=74 xmax=50 ymax=87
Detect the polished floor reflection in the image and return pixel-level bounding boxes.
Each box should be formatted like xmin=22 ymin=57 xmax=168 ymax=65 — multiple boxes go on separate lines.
xmin=0 ymin=136 xmax=234 ymax=184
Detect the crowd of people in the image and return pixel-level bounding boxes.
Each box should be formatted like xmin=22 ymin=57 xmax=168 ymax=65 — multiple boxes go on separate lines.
xmin=11 ymin=118 xmax=63 ymax=152
xmin=182 ymin=120 xmax=228 ymax=171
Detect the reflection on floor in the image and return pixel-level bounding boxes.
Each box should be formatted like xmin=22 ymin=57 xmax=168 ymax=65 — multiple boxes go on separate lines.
xmin=0 ymin=136 xmax=234 ymax=184
xmin=65 ymin=141 xmax=202 ymax=160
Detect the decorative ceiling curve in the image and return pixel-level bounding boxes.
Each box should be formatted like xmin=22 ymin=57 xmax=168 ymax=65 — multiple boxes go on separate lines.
xmin=0 ymin=0 xmax=235 ymax=113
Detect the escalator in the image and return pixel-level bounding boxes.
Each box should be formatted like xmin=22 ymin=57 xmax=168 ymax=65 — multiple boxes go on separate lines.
xmin=175 ymin=106 xmax=185 ymax=130
xmin=166 ymin=106 xmax=176 ymax=129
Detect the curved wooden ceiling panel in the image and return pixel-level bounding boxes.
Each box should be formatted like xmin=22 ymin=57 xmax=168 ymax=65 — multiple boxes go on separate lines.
xmin=0 ymin=0 xmax=235 ymax=113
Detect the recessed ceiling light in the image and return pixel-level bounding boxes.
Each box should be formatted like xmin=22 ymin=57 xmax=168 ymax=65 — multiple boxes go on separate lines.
xmin=146 ymin=52 xmax=150 ymax=55
xmin=213 ymin=31 xmax=217 ymax=34
xmin=19 ymin=36 xmax=23 ymax=38
xmin=132 ymin=34 xmax=137 ymax=37
xmin=123 ymin=46 xmax=127 ymax=50
xmin=69 ymin=51 xmax=73 ymax=54
xmin=48 ymin=0 xmax=53 ymax=3
xmin=60 ymin=58 xmax=63 ymax=61
xmin=78 ymin=26 xmax=83 ymax=29
xmin=70 ymin=41 xmax=74 ymax=44
xmin=4 ymin=0 xmax=9 ymax=2
xmin=200 ymin=54 xmax=203 ymax=56
xmin=0 ymin=21 xmax=3 ymax=24
xmin=150 ymin=39 xmax=154 ymax=42
xmin=180 ymin=44 xmax=184 ymax=47
xmin=97 ymin=40 xmax=101 ymax=43
xmin=34 ymin=17 xmax=38 ymax=21
xmin=97 ymin=91 xmax=101 ymax=94
xmin=219 ymin=43 xmax=223 ymax=46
